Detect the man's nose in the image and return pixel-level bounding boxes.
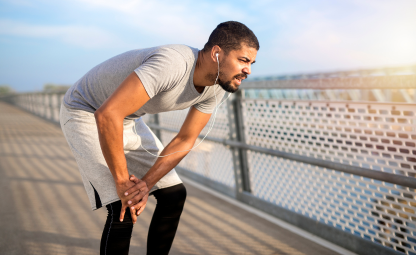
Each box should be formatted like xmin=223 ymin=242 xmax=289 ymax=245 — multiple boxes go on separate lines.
xmin=243 ymin=65 xmax=251 ymax=75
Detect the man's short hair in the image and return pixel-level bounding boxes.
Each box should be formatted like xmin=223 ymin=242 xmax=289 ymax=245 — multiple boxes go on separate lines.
xmin=202 ymin=21 xmax=259 ymax=54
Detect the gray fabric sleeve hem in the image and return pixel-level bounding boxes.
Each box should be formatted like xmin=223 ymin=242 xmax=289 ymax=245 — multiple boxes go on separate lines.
xmin=193 ymin=105 xmax=216 ymax=114
xmin=134 ymin=70 xmax=153 ymax=99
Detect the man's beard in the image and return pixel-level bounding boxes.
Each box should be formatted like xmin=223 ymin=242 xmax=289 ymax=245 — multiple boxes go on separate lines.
xmin=205 ymin=63 xmax=247 ymax=93
xmin=217 ymin=74 xmax=237 ymax=93
xmin=217 ymin=72 xmax=247 ymax=93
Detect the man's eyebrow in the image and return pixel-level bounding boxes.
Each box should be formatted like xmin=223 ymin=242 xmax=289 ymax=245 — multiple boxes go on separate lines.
xmin=242 ymin=57 xmax=256 ymax=64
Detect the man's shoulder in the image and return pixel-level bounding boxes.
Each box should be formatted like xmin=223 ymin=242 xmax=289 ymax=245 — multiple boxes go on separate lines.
xmin=111 ymin=44 xmax=198 ymax=61
xmin=155 ymin=44 xmax=199 ymax=61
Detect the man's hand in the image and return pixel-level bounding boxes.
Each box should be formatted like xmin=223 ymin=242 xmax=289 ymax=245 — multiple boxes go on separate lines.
xmin=124 ymin=175 xmax=150 ymax=216
xmin=115 ymin=179 xmax=139 ymax=223
xmin=115 ymin=178 xmax=146 ymax=224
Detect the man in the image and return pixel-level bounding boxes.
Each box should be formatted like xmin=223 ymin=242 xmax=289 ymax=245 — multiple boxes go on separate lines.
xmin=60 ymin=21 xmax=259 ymax=255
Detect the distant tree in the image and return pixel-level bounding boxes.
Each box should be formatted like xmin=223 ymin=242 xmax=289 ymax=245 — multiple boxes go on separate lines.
xmin=0 ymin=85 xmax=15 ymax=95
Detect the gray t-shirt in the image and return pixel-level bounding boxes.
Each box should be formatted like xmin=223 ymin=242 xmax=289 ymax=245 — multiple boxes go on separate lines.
xmin=63 ymin=44 xmax=226 ymax=119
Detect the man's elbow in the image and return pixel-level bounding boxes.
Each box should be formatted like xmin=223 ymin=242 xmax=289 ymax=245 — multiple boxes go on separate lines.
xmin=94 ymin=108 xmax=112 ymax=127
xmin=94 ymin=109 xmax=104 ymax=124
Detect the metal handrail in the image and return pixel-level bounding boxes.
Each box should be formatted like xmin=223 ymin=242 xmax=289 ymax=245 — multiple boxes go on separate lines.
xmin=147 ymin=123 xmax=416 ymax=189
xmin=247 ymin=64 xmax=416 ymax=80
xmin=242 ymin=75 xmax=416 ymax=89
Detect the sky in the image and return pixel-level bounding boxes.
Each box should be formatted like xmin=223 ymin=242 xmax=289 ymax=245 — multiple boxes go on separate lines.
xmin=0 ymin=0 xmax=415 ymax=92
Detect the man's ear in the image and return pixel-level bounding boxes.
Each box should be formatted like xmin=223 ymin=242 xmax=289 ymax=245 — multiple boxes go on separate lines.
xmin=211 ymin=45 xmax=222 ymax=63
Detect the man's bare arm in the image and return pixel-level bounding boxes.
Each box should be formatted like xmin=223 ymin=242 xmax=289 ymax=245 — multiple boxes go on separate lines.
xmin=94 ymin=72 xmax=150 ymax=222
xmin=125 ymin=106 xmax=212 ymax=210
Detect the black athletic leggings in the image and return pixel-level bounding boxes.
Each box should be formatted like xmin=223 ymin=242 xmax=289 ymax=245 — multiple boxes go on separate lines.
xmin=100 ymin=183 xmax=187 ymax=255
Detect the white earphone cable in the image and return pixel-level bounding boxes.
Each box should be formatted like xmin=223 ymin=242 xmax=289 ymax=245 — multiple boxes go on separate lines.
xmin=135 ymin=53 xmax=231 ymax=157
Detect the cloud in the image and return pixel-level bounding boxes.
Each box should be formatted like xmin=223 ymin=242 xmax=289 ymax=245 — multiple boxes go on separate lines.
xmin=1 ymin=0 xmax=33 ymax=6
xmin=270 ymin=0 xmax=416 ymax=71
xmin=0 ymin=19 xmax=122 ymax=48
xmin=71 ymin=0 xmax=249 ymax=47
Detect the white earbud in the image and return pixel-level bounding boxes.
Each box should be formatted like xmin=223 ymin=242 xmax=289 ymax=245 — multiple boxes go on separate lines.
xmin=215 ymin=53 xmax=219 ymax=62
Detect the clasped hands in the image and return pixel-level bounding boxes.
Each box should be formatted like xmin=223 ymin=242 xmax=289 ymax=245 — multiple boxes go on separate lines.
xmin=116 ymin=174 xmax=149 ymax=224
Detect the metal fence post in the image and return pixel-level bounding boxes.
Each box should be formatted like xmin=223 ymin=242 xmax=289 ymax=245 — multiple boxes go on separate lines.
xmin=227 ymin=95 xmax=243 ymax=195
xmin=42 ymin=93 xmax=47 ymax=118
xmin=34 ymin=94 xmax=38 ymax=115
xmin=32 ymin=94 xmax=36 ymax=113
xmin=49 ymin=93 xmax=54 ymax=120
xmin=227 ymin=90 xmax=251 ymax=198
xmin=28 ymin=94 xmax=32 ymax=112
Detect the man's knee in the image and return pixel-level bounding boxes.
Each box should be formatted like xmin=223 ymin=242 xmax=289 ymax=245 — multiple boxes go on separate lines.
xmin=153 ymin=183 xmax=187 ymax=207
xmin=106 ymin=200 xmax=134 ymax=225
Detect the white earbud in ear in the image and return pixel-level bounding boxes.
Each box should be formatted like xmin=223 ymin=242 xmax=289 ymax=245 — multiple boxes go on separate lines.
xmin=215 ymin=53 xmax=219 ymax=62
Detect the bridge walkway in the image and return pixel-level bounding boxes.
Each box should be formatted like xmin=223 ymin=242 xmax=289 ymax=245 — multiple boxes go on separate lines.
xmin=0 ymin=101 xmax=349 ymax=255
